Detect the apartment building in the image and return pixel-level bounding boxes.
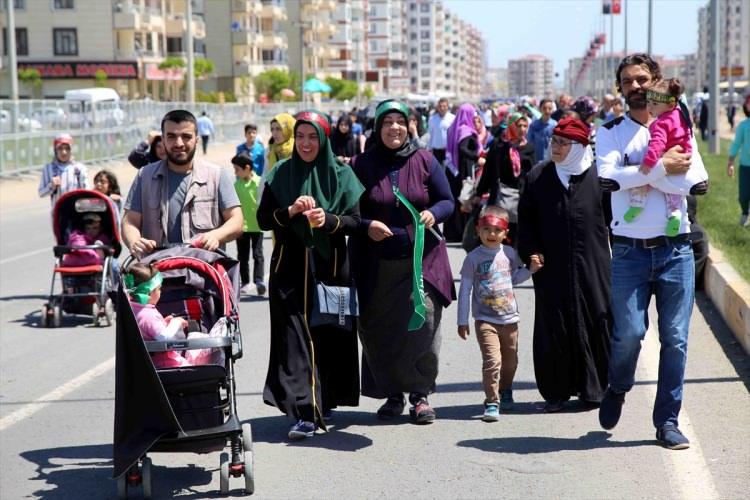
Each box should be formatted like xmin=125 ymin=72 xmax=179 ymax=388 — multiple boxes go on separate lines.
xmin=285 ymin=0 xmax=338 ymax=83
xmin=483 ymin=67 xmax=509 ymax=99
xmin=202 ymin=0 xmax=288 ymax=103
xmin=509 ymin=54 xmax=554 ymax=98
xmin=366 ymin=0 xmax=408 ymax=95
xmin=697 ymin=0 xmax=750 ymax=92
xmin=0 ymin=0 xmax=206 ymax=99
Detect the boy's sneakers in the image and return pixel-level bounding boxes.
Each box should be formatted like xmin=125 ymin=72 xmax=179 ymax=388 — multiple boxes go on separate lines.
xmin=598 ymin=387 xmax=626 ymax=430
xmin=500 ymin=389 xmax=514 ymax=411
xmin=255 ymin=281 xmax=267 ymax=296
xmin=741 ymin=214 xmax=749 ymax=227
xmin=240 ymin=283 xmax=253 ymax=295
xmin=656 ymin=424 xmax=690 ymax=450
xmin=482 ymin=402 xmax=500 ymax=422
xmin=288 ymin=420 xmax=315 ymax=440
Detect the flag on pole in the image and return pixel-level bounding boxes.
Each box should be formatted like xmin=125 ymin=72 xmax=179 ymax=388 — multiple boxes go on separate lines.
xmin=612 ymin=0 xmax=622 ymax=15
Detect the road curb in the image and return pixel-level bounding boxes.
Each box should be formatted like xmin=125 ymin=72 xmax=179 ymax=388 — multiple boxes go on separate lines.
xmin=704 ymin=244 xmax=750 ymax=354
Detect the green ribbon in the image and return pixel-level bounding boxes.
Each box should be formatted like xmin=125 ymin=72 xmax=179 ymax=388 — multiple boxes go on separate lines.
xmin=392 ymin=187 xmax=426 ymax=332
xmin=124 ymin=271 xmax=163 ymax=305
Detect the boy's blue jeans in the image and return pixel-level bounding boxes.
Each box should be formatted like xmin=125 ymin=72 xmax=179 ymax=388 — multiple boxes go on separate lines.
xmin=608 ymin=241 xmax=695 ymax=429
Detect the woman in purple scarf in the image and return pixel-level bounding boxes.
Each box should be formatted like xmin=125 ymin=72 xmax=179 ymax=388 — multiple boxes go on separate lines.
xmin=350 ymin=100 xmax=456 ymax=425
xmin=443 ymin=103 xmax=481 ymax=242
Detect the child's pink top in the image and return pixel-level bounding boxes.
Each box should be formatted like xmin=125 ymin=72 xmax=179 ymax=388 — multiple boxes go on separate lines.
xmin=62 ymin=230 xmax=111 ymax=267
xmin=643 ymin=107 xmax=692 ymax=168
xmin=131 ymin=302 xmax=189 ymax=368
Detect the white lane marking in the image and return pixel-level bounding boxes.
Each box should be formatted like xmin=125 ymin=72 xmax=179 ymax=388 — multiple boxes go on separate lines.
xmin=0 ymin=247 xmax=49 ymax=265
xmin=641 ymin=326 xmax=720 ymax=500
xmin=0 ymin=356 xmax=115 ymax=432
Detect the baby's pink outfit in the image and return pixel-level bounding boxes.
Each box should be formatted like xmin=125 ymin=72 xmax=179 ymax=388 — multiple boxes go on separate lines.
xmin=62 ymin=230 xmax=111 ymax=267
xmin=131 ymin=302 xmax=213 ymax=368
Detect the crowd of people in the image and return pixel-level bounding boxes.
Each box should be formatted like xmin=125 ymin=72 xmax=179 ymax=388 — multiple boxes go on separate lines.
xmin=37 ymin=53 xmax=750 ymax=450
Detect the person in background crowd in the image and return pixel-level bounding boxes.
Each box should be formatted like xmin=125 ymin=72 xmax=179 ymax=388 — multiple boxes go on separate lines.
xmin=727 ymin=91 xmax=750 ymax=227
xmin=698 ymin=86 xmax=709 ymax=141
xmin=351 ymin=100 xmax=455 ymax=425
xmin=267 ymin=113 xmax=296 ymax=169
xmin=408 ymin=108 xmax=430 ymax=150
xmin=551 ymin=94 xmax=573 ymax=122
xmin=257 ymin=110 xmax=364 ymax=440
xmin=427 ymin=98 xmax=455 ymax=165
xmin=232 ymin=152 xmax=266 ymax=296
xmin=596 ymin=53 xmax=709 ymax=450
xmin=527 ymin=98 xmax=557 ymax=163
xmin=517 ymin=117 xmax=612 ymax=412
xmin=598 ymin=94 xmax=616 ymax=123
xmin=197 ymin=111 xmax=215 ymax=155
xmin=444 ymin=103 xmax=481 ymax=242
xmin=330 ymin=114 xmax=358 ymax=165
xmin=727 ymin=101 xmax=737 ymax=131
xmin=611 ymin=97 xmax=626 ymax=120
xmin=474 ymin=112 xmax=491 ymax=151
xmin=349 ymin=110 xmax=366 ymax=153
xmin=128 ymin=130 xmax=166 ymax=169
xmin=572 ymin=96 xmax=599 ymax=128
xmin=39 ymin=133 xmax=89 ymax=207
xmin=236 ymin=123 xmax=265 ymax=176
xmin=93 ymin=169 xmax=122 ymax=211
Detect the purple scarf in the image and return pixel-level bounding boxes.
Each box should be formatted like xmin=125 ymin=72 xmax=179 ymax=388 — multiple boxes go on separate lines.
xmin=445 ymin=103 xmax=478 ymax=176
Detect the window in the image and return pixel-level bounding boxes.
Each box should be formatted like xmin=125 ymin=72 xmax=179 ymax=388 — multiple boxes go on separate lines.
xmin=421 ymin=55 xmax=430 ymax=64
xmin=0 ymin=0 xmax=26 ymax=9
xmin=410 ymin=3 xmax=416 ymax=11
xmin=420 ymin=30 xmax=429 ymax=39
xmin=420 ymin=3 xmax=429 ymax=13
xmin=410 ymin=18 xmax=416 ymax=25
xmin=410 ymin=62 xmax=417 ymax=69
xmin=420 ymin=42 xmax=430 ymax=51
xmin=410 ymin=33 xmax=417 ymax=40
xmin=53 ymin=0 xmax=74 ymax=8
xmin=421 ymin=68 xmax=430 ymax=77
xmin=53 ymin=28 xmax=77 ymax=55
xmin=410 ymin=47 xmax=416 ymax=55
xmin=420 ymin=17 xmax=430 ymax=26
xmin=2 ymin=27 xmax=28 ymax=56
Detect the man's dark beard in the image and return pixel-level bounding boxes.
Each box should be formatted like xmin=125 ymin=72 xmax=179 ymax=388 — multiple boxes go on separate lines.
xmin=626 ymin=90 xmax=647 ymax=110
xmin=167 ymin=146 xmax=196 ymax=166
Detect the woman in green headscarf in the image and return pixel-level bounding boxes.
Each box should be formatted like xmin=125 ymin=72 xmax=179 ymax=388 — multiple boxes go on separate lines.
xmin=267 ymin=113 xmax=296 ymax=168
xmin=257 ymin=110 xmax=365 ymax=440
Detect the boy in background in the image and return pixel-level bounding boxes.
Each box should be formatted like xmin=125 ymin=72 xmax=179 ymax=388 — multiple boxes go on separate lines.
xmin=232 ymin=152 xmax=266 ymax=295
xmin=236 ymin=123 xmax=266 ymax=176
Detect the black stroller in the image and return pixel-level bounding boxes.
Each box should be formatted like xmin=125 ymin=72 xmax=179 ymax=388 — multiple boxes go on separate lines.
xmin=41 ymin=189 xmax=121 ymax=327
xmin=113 ymin=247 xmax=253 ymax=498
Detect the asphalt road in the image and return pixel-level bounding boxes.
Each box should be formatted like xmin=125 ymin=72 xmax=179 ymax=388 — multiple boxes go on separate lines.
xmin=1 ymin=147 xmax=748 ymax=499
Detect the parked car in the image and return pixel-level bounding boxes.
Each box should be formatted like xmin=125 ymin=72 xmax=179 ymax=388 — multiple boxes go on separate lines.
xmin=0 ymin=109 xmax=43 ymax=133
xmin=31 ymin=106 xmax=69 ymax=129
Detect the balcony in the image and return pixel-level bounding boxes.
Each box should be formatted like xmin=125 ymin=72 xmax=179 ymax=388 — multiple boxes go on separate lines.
xmin=231 ymin=0 xmax=252 ymax=12
xmin=166 ymin=15 xmax=206 ymax=38
xmin=260 ymin=33 xmax=287 ymax=49
xmin=262 ymin=3 xmax=285 ymax=20
xmin=232 ymin=31 xmax=263 ymax=46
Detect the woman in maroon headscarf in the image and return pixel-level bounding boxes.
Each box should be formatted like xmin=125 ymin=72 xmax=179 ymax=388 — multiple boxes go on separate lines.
xmin=443 ymin=103 xmax=481 ymax=241
xmin=474 ymin=112 xmax=535 ymax=244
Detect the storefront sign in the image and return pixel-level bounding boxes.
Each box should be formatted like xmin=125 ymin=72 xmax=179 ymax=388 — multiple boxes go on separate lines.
xmin=17 ymin=61 xmax=139 ymax=79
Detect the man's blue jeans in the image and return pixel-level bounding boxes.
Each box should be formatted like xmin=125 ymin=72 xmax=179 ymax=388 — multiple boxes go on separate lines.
xmin=608 ymin=241 xmax=695 ymax=429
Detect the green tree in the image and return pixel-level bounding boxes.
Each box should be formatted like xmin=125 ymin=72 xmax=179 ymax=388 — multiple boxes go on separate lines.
xmin=18 ymin=68 xmax=42 ymax=97
xmin=194 ymin=58 xmax=215 ymax=79
xmin=254 ymin=69 xmax=300 ymax=101
xmin=93 ymin=69 xmax=108 ymax=87
xmin=158 ymin=56 xmax=186 ymax=71
xmin=363 ymin=86 xmax=375 ymax=100
xmin=325 ymin=77 xmax=357 ymax=101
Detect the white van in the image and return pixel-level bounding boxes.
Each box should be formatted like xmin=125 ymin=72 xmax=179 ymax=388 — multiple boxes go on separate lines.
xmin=64 ymin=87 xmax=125 ymax=128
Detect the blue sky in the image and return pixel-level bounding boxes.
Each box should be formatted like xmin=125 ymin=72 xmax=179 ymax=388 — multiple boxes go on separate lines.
xmin=444 ymin=0 xmax=705 ymax=77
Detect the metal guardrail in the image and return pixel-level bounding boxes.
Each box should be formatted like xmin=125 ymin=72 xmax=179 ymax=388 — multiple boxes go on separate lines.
xmin=0 ymin=99 xmax=343 ymax=177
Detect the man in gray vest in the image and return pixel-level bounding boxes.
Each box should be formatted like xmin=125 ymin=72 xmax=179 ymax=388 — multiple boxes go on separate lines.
xmin=122 ymin=109 xmax=242 ymax=258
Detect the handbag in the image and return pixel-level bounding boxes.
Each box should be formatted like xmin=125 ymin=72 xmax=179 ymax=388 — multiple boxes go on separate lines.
xmin=494 ymin=182 xmax=520 ymax=223
xmin=307 ymin=249 xmax=358 ymax=330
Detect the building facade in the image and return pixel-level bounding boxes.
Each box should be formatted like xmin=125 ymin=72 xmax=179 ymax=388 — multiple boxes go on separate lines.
xmin=0 ymin=0 xmax=207 ymax=99
xmin=696 ymin=0 xmax=750 ymax=95
xmin=509 ymin=55 xmax=554 ymax=98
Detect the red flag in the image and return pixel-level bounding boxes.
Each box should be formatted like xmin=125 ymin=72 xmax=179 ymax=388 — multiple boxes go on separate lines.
xmin=612 ymin=0 xmax=621 ymax=14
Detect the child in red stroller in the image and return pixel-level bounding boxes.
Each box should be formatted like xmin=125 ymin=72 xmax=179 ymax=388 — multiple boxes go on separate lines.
xmin=41 ymin=189 xmax=121 ymax=327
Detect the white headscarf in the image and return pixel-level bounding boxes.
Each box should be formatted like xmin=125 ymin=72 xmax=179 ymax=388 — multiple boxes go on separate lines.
xmin=555 ymin=142 xmax=593 ymax=189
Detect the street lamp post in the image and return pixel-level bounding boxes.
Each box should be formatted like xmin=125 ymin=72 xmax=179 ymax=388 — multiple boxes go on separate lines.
xmin=186 ymin=0 xmax=195 ymax=103
xmin=6 ymin=0 xmax=19 ymax=133
xmin=708 ymin=0 xmax=720 ymax=154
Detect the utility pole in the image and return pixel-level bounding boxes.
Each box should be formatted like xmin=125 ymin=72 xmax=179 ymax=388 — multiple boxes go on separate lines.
xmin=609 ymin=10 xmax=614 ymax=93
xmin=708 ymin=0 xmax=720 ymax=154
xmin=624 ymin=0 xmax=628 ymax=55
xmin=647 ymin=0 xmax=653 ymax=54
xmin=6 ymin=0 xmax=19 ymax=133
xmin=186 ymin=0 xmax=195 ymax=103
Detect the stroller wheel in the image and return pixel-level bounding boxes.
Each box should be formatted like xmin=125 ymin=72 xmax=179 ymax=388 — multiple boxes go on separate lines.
xmin=242 ymin=423 xmax=255 ymax=495
xmin=116 ymin=474 xmax=128 ymax=499
xmin=52 ymin=304 xmax=62 ymax=328
xmin=92 ymin=302 xmax=100 ymax=327
xmin=219 ymin=452 xmax=230 ymax=495
xmin=104 ymin=298 xmax=115 ymax=327
xmin=141 ymin=457 xmax=152 ymax=499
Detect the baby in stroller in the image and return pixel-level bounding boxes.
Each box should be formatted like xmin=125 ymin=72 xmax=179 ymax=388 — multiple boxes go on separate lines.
xmin=125 ymin=263 xmax=217 ymax=368
xmin=62 ymin=212 xmax=111 ymax=267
